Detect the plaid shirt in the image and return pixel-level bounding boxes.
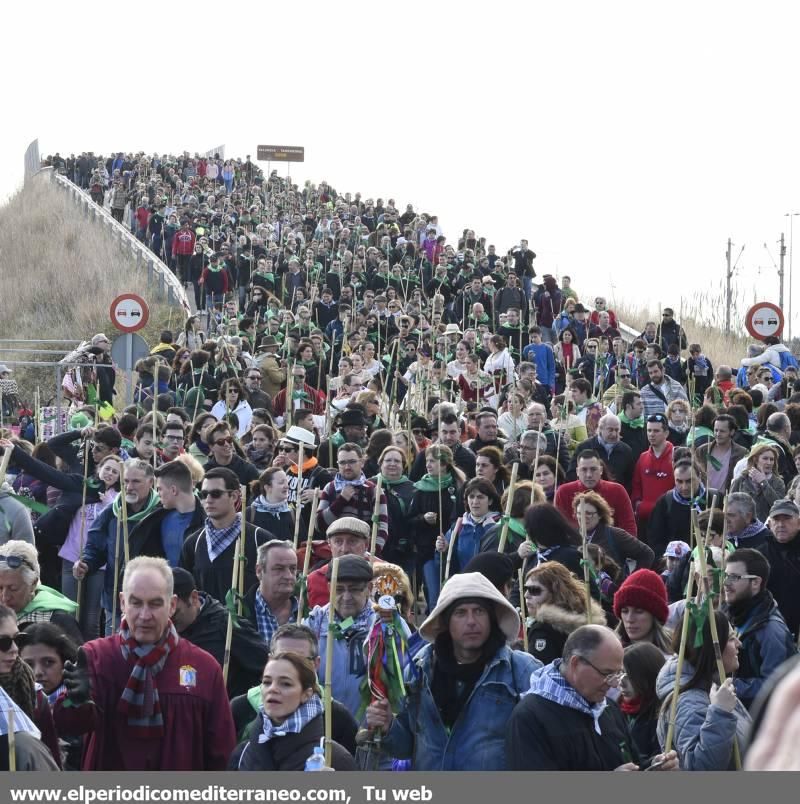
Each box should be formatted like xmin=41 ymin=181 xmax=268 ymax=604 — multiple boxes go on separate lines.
xmin=254 ymin=591 xmax=299 ymax=644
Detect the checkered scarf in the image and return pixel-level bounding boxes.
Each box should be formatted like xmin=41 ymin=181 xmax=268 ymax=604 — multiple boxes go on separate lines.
xmin=205 ymin=514 xmax=241 ymax=561
xmin=258 ymin=693 xmax=323 ymax=743
xmin=117 ymin=619 xmax=179 ymax=737
xmin=528 ymin=660 xmax=608 ymax=735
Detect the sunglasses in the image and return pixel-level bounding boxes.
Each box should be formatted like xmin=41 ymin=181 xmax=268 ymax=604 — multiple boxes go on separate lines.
xmin=212 ymin=437 xmax=234 ymax=446
xmin=647 ymin=414 xmax=667 ymax=424
xmin=278 ymin=445 xmax=297 ymax=453
xmin=0 ymin=634 xmax=27 ymax=653
xmin=524 ymin=585 xmax=544 ymax=596
xmin=199 ymin=488 xmax=233 ymax=500
xmin=0 ymin=555 xmax=36 ymax=572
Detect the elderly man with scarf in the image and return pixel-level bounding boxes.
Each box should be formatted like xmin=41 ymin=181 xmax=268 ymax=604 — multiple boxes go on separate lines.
xmin=507 ymin=625 xmax=677 ymax=771
xmin=304 ymin=556 xmax=390 ymax=717
xmin=317 ymin=443 xmax=388 ymax=554
xmin=646 ymin=460 xmax=718 ymax=558
xmin=366 ymin=572 xmax=539 ymax=770
xmin=75 ymin=459 xmax=161 ymax=635
xmin=56 ymin=556 xmax=236 ymax=770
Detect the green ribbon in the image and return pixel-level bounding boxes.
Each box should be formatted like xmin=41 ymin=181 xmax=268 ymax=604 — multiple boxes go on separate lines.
xmin=329 ymin=616 xmax=355 ymax=641
xmin=224 ymin=589 xmax=251 ymax=628
xmin=687 ymin=597 xmax=710 ymax=648
xmin=8 ymin=494 xmax=49 ymax=516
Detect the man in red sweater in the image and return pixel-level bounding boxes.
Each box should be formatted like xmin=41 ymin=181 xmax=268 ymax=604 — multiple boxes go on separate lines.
xmin=555 ymin=450 xmax=638 ymax=537
xmin=631 ymin=413 xmax=675 ymax=536
xmin=171 ymin=221 xmax=196 ymax=283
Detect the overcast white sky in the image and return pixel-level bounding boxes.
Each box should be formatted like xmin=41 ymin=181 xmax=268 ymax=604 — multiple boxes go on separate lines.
xmin=3 ymin=2 xmax=799 ymax=335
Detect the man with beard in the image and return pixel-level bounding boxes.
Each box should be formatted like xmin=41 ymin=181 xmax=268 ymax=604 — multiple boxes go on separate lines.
xmin=366 ymin=572 xmax=538 ymax=770
xmin=722 ymin=548 xmax=796 ymax=708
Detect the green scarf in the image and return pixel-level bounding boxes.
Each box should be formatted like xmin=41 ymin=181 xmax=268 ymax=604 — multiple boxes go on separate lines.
xmin=380 ymin=473 xmax=410 ymax=487
xmin=111 ymin=489 xmax=160 ymax=523
xmin=19 ymin=585 xmax=78 ymax=617
xmin=507 ymin=517 xmax=528 ymax=545
xmin=618 ymin=411 xmax=644 ymax=429
xmin=414 ymin=472 xmax=454 ymax=492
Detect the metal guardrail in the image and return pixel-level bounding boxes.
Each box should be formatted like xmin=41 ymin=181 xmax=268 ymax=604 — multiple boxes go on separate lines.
xmin=34 ymin=167 xmax=191 ymax=314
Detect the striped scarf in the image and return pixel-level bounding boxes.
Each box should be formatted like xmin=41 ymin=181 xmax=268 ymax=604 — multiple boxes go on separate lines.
xmin=258 ymin=694 xmax=323 ymax=743
xmin=205 ymin=514 xmax=241 ymax=561
xmin=117 ymin=619 xmax=179 ymax=737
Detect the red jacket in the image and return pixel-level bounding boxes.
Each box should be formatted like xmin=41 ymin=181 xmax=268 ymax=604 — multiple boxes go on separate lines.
xmin=172 ymin=229 xmax=196 ymax=257
xmin=631 ymin=442 xmax=675 ymax=522
xmin=590 ymin=309 xmax=619 ymax=329
xmin=555 ymin=478 xmax=638 ymax=537
xmin=272 ymin=383 xmax=326 ymax=417
xmin=54 ymin=633 xmax=236 ymax=770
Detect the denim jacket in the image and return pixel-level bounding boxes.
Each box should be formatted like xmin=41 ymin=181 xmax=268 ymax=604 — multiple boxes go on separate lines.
xmin=381 ymin=642 xmax=540 ymax=770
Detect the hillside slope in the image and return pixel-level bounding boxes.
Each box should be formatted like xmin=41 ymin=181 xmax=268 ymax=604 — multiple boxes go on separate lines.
xmin=0 ymin=175 xmax=177 ymax=403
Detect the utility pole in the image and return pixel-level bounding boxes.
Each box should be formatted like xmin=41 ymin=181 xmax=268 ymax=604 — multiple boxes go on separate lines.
xmin=725 ymin=238 xmax=732 ymax=336
xmin=780 ymin=233 xmax=786 ymax=313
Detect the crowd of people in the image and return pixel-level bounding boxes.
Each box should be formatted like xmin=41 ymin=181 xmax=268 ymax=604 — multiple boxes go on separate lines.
xmin=0 ymin=149 xmax=794 ymax=771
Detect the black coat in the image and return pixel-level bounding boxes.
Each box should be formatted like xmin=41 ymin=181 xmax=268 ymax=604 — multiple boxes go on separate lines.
xmin=229 ymin=713 xmax=356 ymax=771
xmin=230 ymin=692 xmax=358 ymax=754
xmin=646 ymin=488 xmax=718 ymax=558
xmin=180 ymin=592 xmax=269 ymax=698
xmin=129 ymin=499 xmax=206 ymax=561
xmin=567 ymin=437 xmax=635 ymax=492
xmin=204 ymin=455 xmax=261 ymax=486
xmin=589 ymin=524 xmax=655 ymax=571
xmin=409 ymin=442 xmax=476 ymax=482
xmin=620 ymin=422 xmax=648 ymax=462
xmin=759 ymin=534 xmax=800 ymax=638
xmin=507 ymin=694 xmax=635 ymax=770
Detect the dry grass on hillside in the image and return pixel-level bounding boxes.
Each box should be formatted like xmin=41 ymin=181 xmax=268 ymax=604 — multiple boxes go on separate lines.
xmin=610 ymin=294 xmax=752 ymax=369
xmin=0 ymin=177 xmax=180 ymax=406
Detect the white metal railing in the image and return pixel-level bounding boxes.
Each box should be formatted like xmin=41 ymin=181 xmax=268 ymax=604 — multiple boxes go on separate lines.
xmin=34 ymin=167 xmax=191 ymax=314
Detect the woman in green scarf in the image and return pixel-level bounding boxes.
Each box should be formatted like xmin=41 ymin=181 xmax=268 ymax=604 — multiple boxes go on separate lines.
xmin=371 ymin=446 xmax=416 ymax=574
xmin=295 ymin=340 xmax=324 ymax=392
xmin=407 ymin=445 xmax=466 ymax=608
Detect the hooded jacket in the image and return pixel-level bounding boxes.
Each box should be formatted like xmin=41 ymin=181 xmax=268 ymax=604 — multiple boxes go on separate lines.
xmin=18 ymin=585 xmax=83 ymax=646
xmin=655 ymin=656 xmax=751 ymax=770
xmin=526 ymin=600 xmax=606 ymax=665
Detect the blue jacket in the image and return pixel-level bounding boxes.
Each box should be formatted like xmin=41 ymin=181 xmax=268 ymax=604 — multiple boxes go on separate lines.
xmin=522 ymin=342 xmax=556 ymax=390
xmin=656 ymin=656 xmax=751 ymax=770
xmin=727 ymin=592 xmax=797 ymax=707
xmin=381 ymin=643 xmax=540 ymax=770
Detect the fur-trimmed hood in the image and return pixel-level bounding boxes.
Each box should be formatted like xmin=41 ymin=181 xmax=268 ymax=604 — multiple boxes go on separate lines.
xmin=532 ymin=600 xmax=607 ymax=635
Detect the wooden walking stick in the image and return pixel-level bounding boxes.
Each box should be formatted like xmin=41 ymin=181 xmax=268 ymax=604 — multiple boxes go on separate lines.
xmin=297 ymin=490 xmax=320 ymax=625
xmin=497 ymin=462 xmax=519 ymax=553
xmin=577 ymin=497 xmax=593 ymax=623
xmin=119 ymin=461 xmax=130 ymax=566
xmin=111 ymin=512 xmax=122 ymax=633
xmin=519 ymin=567 xmax=528 ymax=653
xmin=292 ymin=443 xmax=305 ymax=549
xmin=324 ymin=557 xmax=340 ymax=768
xmin=690 ymin=506 xmax=742 ymax=769
xmin=444 ymin=516 xmax=463 ymax=581
xmin=7 ymin=707 xmax=15 ymax=772
xmin=75 ymin=437 xmax=92 ymax=622
xmin=369 ymin=474 xmax=384 ymax=556
xmin=530 ymin=420 xmax=544 ymax=506
xmin=238 ymin=485 xmax=247 ymax=617
xmin=223 ymin=531 xmax=243 ymax=686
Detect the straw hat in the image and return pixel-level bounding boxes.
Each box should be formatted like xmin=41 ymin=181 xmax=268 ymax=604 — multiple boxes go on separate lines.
xmin=419 ymin=572 xmax=520 ymax=643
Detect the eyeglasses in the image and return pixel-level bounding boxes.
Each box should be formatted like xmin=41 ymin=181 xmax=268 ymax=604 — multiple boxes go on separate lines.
xmin=164 ymin=434 xmax=184 ymax=442
xmin=199 ymin=488 xmax=233 ymax=500
xmin=524 ymin=585 xmax=544 ymax=596
xmin=723 ymin=573 xmax=759 ymax=584
xmin=0 ymin=633 xmax=28 ymax=653
xmin=212 ymin=437 xmax=234 ymax=447
xmin=338 ymin=459 xmax=359 ymax=466
xmin=0 ymin=555 xmax=36 ymax=572
xmin=579 ymin=656 xmax=624 ymax=685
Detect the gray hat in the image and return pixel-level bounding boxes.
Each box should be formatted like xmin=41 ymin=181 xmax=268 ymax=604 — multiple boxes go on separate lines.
xmin=326 ymin=517 xmax=369 ymax=540
xmin=0 ymin=364 xmax=12 ymax=374
xmin=769 ymin=499 xmax=800 ymax=518
xmin=326 ymin=554 xmax=372 ymax=583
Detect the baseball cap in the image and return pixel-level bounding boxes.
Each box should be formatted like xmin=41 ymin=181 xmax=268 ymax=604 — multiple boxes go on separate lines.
xmin=769 ymin=500 xmax=800 ymax=518
xmin=664 ymin=540 xmax=690 ymax=559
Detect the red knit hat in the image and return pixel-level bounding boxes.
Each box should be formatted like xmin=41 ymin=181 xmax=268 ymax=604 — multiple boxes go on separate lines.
xmin=613 ymin=569 xmax=668 ymax=624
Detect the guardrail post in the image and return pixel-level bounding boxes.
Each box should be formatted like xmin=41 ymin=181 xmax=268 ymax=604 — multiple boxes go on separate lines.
xmin=55 ymin=365 xmax=63 ymax=435
xmin=158 ymin=270 xmax=166 ymax=300
xmin=147 ymin=258 xmax=155 ymax=287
